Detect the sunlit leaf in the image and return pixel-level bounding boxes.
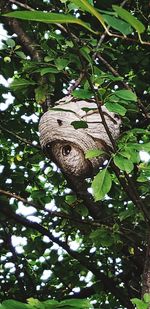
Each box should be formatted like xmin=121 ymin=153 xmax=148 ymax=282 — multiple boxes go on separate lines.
xmin=38 ymin=67 xmax=59 ymax=75
xmin=114 ymin=90 xmax=137 ymax=101
xmin=114 ymin=154 xmax=134 ymax=173
xmin=92 ymin=169 xmax=112 ymax=201
xmin=2 ymin=300 xmax=31 ymax=309
xmin=113 ymin=5 xmax=145 ymax=34
xmin=69 ymin=0 xmax=108 ymax=32
xmin=72 ymin=89 xmax=93 ymax=99
xmin=85 ymin=148 xmax=105 ymax=159
xmin=143 ymin=293 xmax=150 ymax=303
xmin=35 ymin=84 xmax=48 ymax=104
xmin=15 ymin=51 xmax=27 ymax=59
xmin=59 ymin=298 xmax=92 ymax=308
xmin=105 ymin=102 xmax=126 ymax=116
xmin=4 ymin=11 xmax=98 ymax=34
xmin=131 ymin=298 xmax=148 ymax=309
xmin=103 ymin=14 xmax=132 ymax=35
xmin=6 ymin=38 xmax=15 ymax=48
xmin=10 ymin=78 xmax=36 ymax=90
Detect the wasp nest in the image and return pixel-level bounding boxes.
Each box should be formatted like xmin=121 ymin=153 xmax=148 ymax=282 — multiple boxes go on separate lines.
xmin=39 ymin=96 xmax=121 ymax=178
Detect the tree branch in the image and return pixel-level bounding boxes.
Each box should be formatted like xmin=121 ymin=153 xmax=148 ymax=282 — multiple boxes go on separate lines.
xmin=7 ymin=18 xmax=42 ymax=61
xmin=9 ymin=0 xmax=34 ymax=11
xmin=0 ymin=124 xmax=40 ymax=149
xmin=0 ymin=203 xmax=134 ymax=308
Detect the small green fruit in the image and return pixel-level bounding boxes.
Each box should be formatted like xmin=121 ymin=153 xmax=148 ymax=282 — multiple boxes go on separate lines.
xmin=4 ymin=56 xmax=11 ymax=63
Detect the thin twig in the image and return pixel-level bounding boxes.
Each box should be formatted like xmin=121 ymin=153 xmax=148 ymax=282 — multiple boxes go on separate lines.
xmin=95 ymin=53 xmax=149 ymax=119
xmin=0 ymin=188 xmax=40 ymax=208
xmin=0 ymin=124 xmax=40 ymax=149
xmin=9 ymin=0 xmax=34 ymax=11
xmin=67 ymin=72 xmax=85 ymax=95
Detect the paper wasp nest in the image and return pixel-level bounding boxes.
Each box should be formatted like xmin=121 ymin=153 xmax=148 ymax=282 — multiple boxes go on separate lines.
xmin=39 ymin=96 xmax=121 ymax=178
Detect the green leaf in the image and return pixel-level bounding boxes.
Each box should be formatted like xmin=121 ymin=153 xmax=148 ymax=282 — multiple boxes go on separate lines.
xmin=27 ymin=298 xmax=44 ymax=309
xmin=105 ymin=102 xmax=126 ymax=116
xmin=59 ymin=298 xmax=92 ymax=308
xmin=102 ymin=14 xmax=132 ymax=35
xmin=6 ymin=38 xmax=16 ymax=48
xmin=80 ymin=46 xmax=93 ymax=66
xmin=69 ymin=0 xmax=108 ymax=32
xmin=113 ymin=5 xmax=145 ymax=34
xmin=85 ymin=148 xmax=105 ymax=159
xmin=90 ymin=227 xmax=114 ymax=247
xmin=10 ymin=78 xmax=36 ymax=90
xmin=15 ymin=51 xmax=27 ymax=59
xmin=137 ymin=175 xmax=148 ymax=182
xmin=72 ymin=89 xmax=93 ymax=99
xmin=114 ymin=90 xmax=137 ymax=101
xmin=39 ymin=67 xmax=59 ymax=75
xmin=4 ymin=11 xmax=98 ymax=35
xmin=42 ymin=299 xmax=59 ymax=309
xmin=141 ymin=143 xmax=150 ymax=152
xmin=2 ymin=300 xmax=31 ymax=309
xmin=55 ymin=58 xmax=70 ymax=70
xmin=92 ymin=169 xmax=112 ymax=201
xmin=144 ymin=293 xmax=150 ymax=303
xmin=35 ymin=85 xmax=48 ymax=104
xmin=119 ymin=204 xmax=136 ymax=221
xmin=65 ymin=195 xmax=77 ymax=205
xmin=127 ymin=142 xmax=150 ymax=152
xmin=131 ymin=298 xmax=148 ymax=309
xmin=114 ymin=154 xmax=134 ymax=173
xmin=71 ymin=120 xmax=88 ymax=129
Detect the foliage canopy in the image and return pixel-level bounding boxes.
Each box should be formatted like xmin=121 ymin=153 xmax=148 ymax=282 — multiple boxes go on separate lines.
xmin=0 ymin=0 xmax=150 ymax=308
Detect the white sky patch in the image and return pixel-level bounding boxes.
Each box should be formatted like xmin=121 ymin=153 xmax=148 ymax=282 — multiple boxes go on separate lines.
xmin=16 ymin=202 xmax=37 ymax=216
xmin=27 ymin=215 xmax=41 ymax=223
xmin=85 ymin=271 xmax=93 ymax=283
xmin=40 ymin=269 xmax=52 ymax=281
xmin=140 ymin=151 xmax=150 ymax=162
xmin=90 ymin=247 xmax=96 ymax=253
xmin=38 ymin=256 xmax=46 ymax=263
xmin=21 ymin=114 xmax=39 ymax=123
xmin=0 ymin=24 xmax=9 ymax=47
xmin=69 ymin=239 xmax=81 ymax=251
xmin=0 ymin=165 xmax=4 ymax=173
xmin=43 ymin=236 xmax=50 ymax=243
xmin=4 ymin=262 xmax=15 ymax=269
xmin=11 ymin=235 xmax=27 ymax=247
xmin=45 ymin=200 xmax=57 ymax=211
xmin=52 ymin=230 xmax=62 ymax=238
xmin=72 ymin=287 xmax=80 ymax=293
xmin=0 ymin=76 xmax=14 ymax=111
xmin=0 ymin=75 xmax=12 ymax=87
xmin=51 ymin=243 xmax=59 ymax=250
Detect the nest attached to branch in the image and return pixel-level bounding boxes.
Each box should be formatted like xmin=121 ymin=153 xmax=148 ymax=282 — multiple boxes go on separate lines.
xmin=39 ymin=96 xmax=121 ymax=178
